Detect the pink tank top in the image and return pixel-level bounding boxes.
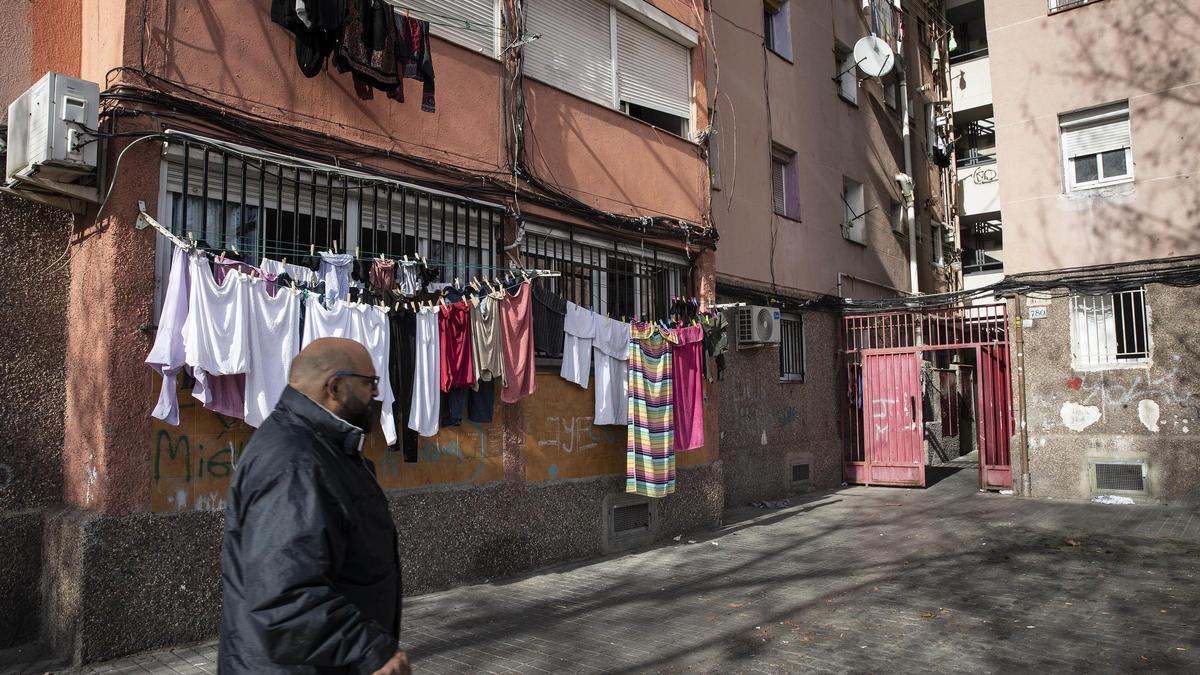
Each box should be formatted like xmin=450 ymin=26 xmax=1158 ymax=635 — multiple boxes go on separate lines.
xmin=671 ymin=324 xmax=705 ymax=451
xmin=500 ymin=282 xmax=537 ymax=404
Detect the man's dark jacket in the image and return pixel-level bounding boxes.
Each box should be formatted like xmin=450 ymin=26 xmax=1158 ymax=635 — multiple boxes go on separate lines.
xmin=219 ymin=386 xmax=400 ymax=674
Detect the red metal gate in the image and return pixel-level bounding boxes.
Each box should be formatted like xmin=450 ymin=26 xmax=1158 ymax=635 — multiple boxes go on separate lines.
xmin=861 ymin=352 xmax=925 ymax=486
xmin=842 ymin=304 xmax=1013 ymax=490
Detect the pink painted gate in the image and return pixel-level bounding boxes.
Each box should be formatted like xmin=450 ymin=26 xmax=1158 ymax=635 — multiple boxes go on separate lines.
xmin=859 ymin=352 xmax=926 ymax=486
xmin=842 ymin=304 xmax=1013 ymax=490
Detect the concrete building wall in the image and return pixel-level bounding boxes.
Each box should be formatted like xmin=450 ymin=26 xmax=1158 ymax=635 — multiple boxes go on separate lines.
xmin=709 ymin=0 xmax=949 ymax=300
xmin=0 ymin=196 xmax=72 ymax=650
xmin=987 ymin=0 xmax=1200 ymax=272
xmin=717 ymin=308 xmax=843 ymax=506
xmin=1016 ymin=284 xmax=1200 ymax=503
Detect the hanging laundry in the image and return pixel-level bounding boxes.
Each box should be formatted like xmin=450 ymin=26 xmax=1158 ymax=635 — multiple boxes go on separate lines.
xmin=212 ymin=256 xmax=257 ymax=285
xmin=184 ymin=253 xmax=251 ymax=418
xmin=626 ymin=322 xmax=679 ymax=498
xmin=334 ymin=0 xmax=401 ymax=99
xmin=471 ymin=293 xmax=506 ymax=387
xmin=145 ymin=246 xmax=192 ymax=426
xmin=395 ymin=15 xmax=436 ymax=112
xmin=270 ymin=0 xmax=344 ymax=77
xmin=396 ymin=260 xmax=425 ymax=296
xmin=700 ymin=310 xmax=729 ymax=382
xmin=244 ymin=278 xmax=302 ymax=428
xmin=261 ymin=256 xmax=317 ymax=285
xmin=439 ymin=300 xmax=475 ymax=392
xmin=561 ymin=302 xmax=601 ymax=388
xmin=500 ymin=281 xmax=537 ymax=404
xmin=319 ymin=251 xmax=355 ymax=303
xmin=408 ymin=307 xmax=441 ymax=437
xmin=531 ymin=283 xmax=566 ymax=358
xmin=593 ymin=317 xmax=631 ymax=426
xmin=387 ymin=305 xmax=419 ymax=461
xmin=369 ymin=258 xmax=397 ymax=292
xmin=671 ymin=324 xmax=705 ymax=451
xmin=301 ymin=297 xmax=397 ymax=445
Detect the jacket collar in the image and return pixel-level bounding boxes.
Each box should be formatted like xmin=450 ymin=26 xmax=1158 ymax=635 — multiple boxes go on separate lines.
xmin=277 ymin=386 xmax=365 ymax=457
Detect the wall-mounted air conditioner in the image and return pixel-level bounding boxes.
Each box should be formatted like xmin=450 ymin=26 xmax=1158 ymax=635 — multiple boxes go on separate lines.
xmin=3 ymin=72 xmax=100 ymax=212
xmin=736 ymin=305 xmax=781 ymax=347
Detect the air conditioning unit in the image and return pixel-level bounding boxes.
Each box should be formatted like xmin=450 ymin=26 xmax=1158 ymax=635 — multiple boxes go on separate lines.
xmin=3 ymin=72 xmax=100 ymax=212
xmin=737 ymin=305 xmax=781 ymax=347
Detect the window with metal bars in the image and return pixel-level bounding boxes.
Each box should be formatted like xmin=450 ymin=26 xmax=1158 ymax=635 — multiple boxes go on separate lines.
xmin=520 ymin=223 xmax=691 ymax=328
xmin=1069 ymin=289 xmax=1149 ymax=368
xmin=160 ymin=141 xmax=500 ymax=286
xmin=779 ymin=312 xmax=805 ymax=382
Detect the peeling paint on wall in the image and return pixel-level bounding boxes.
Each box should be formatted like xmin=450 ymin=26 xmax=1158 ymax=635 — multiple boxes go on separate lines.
xmin=1138 ymin=399 xmax=1161 ymax=433
xmin=1060 ymin=401 xmax=1101 ymax=432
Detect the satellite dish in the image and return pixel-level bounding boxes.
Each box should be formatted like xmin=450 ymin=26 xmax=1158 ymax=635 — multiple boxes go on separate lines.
xmin=853 ymin=35 xmax=895 ymax=78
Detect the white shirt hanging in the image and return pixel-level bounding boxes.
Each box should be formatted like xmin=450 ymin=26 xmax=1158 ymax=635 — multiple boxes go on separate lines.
xmin=302 ymin=297 xmax=397 ymax=445
xmin=184 ymin=251 xmax=250 ymax=377
xmin=593 ymin=317 xmax=631 ymax=426
xmin=244 ymin=279 xmax=301 ymax=427
xmin=408 ymin=308 xmax=441 ymax=437
xmin=145 ymin=246 xmax=192 ymax=425
xmin=561 ymin=301 xmax=601 ymax=389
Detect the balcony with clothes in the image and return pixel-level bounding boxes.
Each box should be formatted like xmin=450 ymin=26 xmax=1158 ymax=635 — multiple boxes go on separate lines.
xmin=947 ymin=0 xmax=990 ymax=117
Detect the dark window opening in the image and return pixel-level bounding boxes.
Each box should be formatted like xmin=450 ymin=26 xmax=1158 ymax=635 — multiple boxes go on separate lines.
xmin=623 ymin=102 xmax=688 ymax=137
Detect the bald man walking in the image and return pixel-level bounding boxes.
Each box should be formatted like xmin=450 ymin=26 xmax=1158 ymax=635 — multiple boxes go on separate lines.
xmin=219 ymin=338 xmax=411 ymax=675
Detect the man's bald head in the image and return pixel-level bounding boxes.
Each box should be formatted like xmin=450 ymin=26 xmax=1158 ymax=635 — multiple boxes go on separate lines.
xmin=289 ymin=337 xmax=375 ymax=399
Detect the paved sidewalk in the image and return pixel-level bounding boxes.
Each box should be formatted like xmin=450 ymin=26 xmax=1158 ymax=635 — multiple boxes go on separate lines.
xmin=37 ymin=464 xmax=1200 ymax=674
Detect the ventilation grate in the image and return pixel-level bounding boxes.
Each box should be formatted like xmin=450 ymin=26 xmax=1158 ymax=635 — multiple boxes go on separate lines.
xmin=1094 ymin=462 xmax=1146 ymax=493
xmin=791 ymin=464 xmax=810 ymax=482
xmin=613 ymin=503 xmax=651 ymax=532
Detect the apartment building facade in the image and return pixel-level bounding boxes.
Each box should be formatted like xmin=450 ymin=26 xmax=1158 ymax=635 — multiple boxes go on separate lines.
xmin=708 ymin=0 xmax=958 ymax=505
xmin=0 ymin=0 xmax=722 ymax=664
xmin=958 ymin=0 xmax=1200 ymax=502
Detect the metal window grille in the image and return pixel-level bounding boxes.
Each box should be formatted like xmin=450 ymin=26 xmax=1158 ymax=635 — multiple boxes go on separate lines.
xmin=791 ymin=463 xmax=810 ymax=482
xmin=520 ymin=224 xmax=691 ymax=325
xmin=1070 ymin=289 xmax=1149 ymax=368
xmin=162 ymin=141 xmax=499 ymax=285
xmin=779 ymin=313 xmax=805 ymax=381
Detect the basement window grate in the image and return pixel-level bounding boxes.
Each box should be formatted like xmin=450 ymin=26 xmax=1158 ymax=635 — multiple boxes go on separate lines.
xmin=1093 ymin=462 xmax=1147 ymax=493
xmin=613 ymin=503 xmax=651 ymax=532
xmin=791 ymin=464 xmax=810 ymax=482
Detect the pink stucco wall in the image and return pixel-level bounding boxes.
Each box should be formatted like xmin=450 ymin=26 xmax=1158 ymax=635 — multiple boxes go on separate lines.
xmin=987 ymin=0 xmax=1200 ymax=273
xmin=709 ymin=0 xmax=943 ymax=299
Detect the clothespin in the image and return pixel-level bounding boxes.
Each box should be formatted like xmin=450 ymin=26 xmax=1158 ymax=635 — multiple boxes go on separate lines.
xmin=453 ymin=276 xmax=461 ymax=290
xmin=355 ymin=246 xmax=360 ymax=259
xmin=333 ymin=240 xmax=340 ymax=254
xmin=281 ymin=257 xmax=288 ymax=267
xmin=405 ymin=7 xmax=410 ymax=17
xmin=310 ymin=243 xmax=316 ymax=256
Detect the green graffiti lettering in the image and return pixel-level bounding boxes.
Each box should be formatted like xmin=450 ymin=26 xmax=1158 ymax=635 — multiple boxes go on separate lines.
xmin=154 ymin=430 xmax=191 ymax=482
xmin=207 ymin=447 xmax=234 ymax=478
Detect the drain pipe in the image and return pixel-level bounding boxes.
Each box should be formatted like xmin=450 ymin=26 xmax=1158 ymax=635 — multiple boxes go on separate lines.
xmin=898 ymin=2 xmax=919 ymax=296
xmin=1013 ymin=295 xmax=1032 ymax=496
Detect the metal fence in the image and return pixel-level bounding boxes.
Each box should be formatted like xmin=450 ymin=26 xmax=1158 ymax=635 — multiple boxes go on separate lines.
xmin=779 ymin=313 xmax=805 ymax=381
xmin=520 ymin=225 xmax=692 ymax=322
xmin=163 ymin=140 xmax=500 ymax=284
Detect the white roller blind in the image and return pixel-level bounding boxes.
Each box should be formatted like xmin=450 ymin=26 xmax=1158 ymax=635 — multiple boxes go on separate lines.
xmin=393 ymin=0 xmax=497 ymax=56
xmin=616 ymin=11 xmax=691 ymax=120
xmin=523 ymin=0 xmax=613 ymax=107
xmin=1061 ymin=103 xmax=1130 ymax=158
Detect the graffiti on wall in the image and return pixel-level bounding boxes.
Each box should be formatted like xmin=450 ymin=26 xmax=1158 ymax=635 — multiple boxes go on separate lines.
xmin=150 ymin=378 xmax=503 ymax=512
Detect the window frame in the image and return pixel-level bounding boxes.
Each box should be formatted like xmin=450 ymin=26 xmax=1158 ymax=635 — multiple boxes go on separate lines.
xmin=771 ymin=144 xmax=800 ymax=220
xmin=779 ymin=312 xmax=805 ymax=382
xmin=1060 ymin=102 xmax=1133 ymax=192
xmin=763 ymin=0 xmax=792 ymax=61
xmin=1069 ymin=289 xmax=1151 ymax=370
xmin=834 ymin=44 xmax=858 ymax=106
xmin=841 ymin=175 xmax=866 ymax=244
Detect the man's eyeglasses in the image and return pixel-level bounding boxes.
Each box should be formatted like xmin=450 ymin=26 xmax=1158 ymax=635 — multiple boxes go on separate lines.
xmin=333 ymin=371 xmax=381 ymax=387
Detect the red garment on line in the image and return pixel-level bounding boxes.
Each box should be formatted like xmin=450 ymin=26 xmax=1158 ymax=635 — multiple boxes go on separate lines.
xmin=671 ymin=324 xmax=705 ymax=451
xmin=439 ymin=301 xmax=475 ymax=392
xmin=500 ymin=282 xmax=537 ymax=404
